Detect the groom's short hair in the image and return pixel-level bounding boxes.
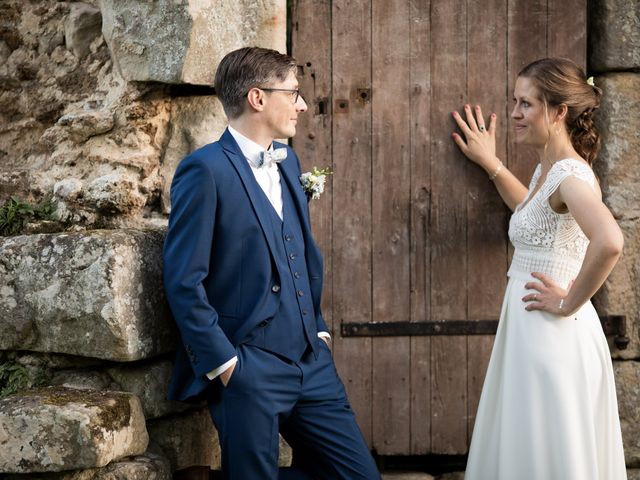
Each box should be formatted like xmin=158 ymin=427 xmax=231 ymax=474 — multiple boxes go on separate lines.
xmin=215 ymin=47 xmax=297 ymax=119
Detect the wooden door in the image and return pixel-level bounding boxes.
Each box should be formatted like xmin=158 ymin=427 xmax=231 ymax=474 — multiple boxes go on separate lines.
xmin=291 ymin=0 xmax=586 ymax=455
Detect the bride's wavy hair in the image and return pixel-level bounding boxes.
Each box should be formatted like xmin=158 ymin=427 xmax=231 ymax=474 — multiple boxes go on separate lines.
xmin=518 ymin=58 xmax=602 ymax=165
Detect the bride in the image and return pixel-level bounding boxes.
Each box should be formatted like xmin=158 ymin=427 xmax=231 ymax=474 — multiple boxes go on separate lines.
xmin=452 ymin=58 xmax=627 ymax=480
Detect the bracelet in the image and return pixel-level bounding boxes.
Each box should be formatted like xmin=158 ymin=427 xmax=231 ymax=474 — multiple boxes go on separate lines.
xmin=489 ymin=161 xmax=503 ymax=181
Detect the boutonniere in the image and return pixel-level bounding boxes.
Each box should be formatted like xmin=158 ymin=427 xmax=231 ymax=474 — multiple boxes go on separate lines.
xmin=300 ymin=166 xmax=333 ymax=200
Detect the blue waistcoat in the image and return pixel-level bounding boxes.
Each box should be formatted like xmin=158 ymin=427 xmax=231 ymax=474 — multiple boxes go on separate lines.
xmin=244 ymin=172 xmax=318 ymax=361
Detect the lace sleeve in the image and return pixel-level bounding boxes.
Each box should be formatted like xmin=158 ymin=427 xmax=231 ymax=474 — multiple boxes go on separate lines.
xmin=544 ymin=159 xmax=597 ymax=197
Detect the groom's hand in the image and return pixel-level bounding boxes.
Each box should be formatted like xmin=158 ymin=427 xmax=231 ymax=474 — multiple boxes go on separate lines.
xmin=220 ymin=362 xmax=236 ymax=387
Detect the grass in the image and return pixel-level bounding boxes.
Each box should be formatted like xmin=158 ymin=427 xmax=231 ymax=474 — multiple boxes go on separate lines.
xmin=0 ymin=362 xmax=31 ymax=399
xmin=0 ymin=196 xmax=56 ymax=236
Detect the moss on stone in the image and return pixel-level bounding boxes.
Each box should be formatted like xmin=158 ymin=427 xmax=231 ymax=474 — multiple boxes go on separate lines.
xmin=5 ymin=387 xmax=132 ymax=430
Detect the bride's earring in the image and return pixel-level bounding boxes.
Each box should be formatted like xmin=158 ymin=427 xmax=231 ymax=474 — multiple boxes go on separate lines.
xmin=554 ymin=122 xmax=561 ymax=136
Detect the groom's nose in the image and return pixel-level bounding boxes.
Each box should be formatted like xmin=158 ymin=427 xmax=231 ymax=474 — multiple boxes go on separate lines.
xmin=296 ymin=95 xmax=308 ymax=112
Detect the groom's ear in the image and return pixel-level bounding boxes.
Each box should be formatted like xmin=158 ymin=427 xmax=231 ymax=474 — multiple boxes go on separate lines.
xmin=246 ymin=87 xmax=266 ymax=112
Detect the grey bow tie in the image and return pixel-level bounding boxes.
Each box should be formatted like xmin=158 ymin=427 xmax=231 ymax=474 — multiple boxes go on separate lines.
xmin=258 ymin=148 xmax=287 ymax=168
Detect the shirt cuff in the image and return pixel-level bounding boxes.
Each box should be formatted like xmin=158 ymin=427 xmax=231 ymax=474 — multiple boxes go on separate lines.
xmin=205 ymin=356 xmax=238 ymax=380
xmin=318 ymin=331 xmax=331 ymax=340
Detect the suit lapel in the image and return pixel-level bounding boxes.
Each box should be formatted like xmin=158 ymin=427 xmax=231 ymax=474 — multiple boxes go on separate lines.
xmin=278 ymin=153 xmax=313 ymax=235
xmin=219 ymin=129 xmax=280 ymax=259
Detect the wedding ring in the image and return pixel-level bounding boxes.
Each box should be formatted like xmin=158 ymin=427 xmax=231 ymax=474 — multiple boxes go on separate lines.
xmin=479 ymin=125 xmax=486 ymax=132
xmin=534 ymin=294 xmax=538 ymax=301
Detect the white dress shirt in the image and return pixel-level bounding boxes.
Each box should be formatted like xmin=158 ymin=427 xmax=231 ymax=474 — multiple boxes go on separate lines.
xmin=229 ymin=125 xmax=284 ymax=218
xmin=206 ymin=127 xmax=330 ymax=381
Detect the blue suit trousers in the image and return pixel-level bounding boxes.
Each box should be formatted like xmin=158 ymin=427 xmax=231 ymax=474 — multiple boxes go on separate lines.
xmin=208 ymin=341 xmax=380 ymax=480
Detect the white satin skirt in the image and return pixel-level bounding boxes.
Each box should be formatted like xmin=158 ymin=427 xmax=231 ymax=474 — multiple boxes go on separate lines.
xmin=464 ymin=276 xmax=627 ymax=480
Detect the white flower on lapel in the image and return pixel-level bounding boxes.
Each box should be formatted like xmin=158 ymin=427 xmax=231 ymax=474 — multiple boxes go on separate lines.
xmin=300 ymin=166 xmax=333 ymax=200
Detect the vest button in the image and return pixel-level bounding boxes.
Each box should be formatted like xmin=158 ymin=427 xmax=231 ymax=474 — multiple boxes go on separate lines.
xmin=284 ymin=234 xmax=292 ymax=241
xmin=289 ymin=253 xmax=297 ymax=260
xmin=297 ymin=290 xmax=304 ymax=297
xmin=271 ymin=285 xmax=280 ymax=293
xmin=302 ymin=310 xmax=308 ymax=316
xmin=293 ymin=272 xmax=300 ymax=279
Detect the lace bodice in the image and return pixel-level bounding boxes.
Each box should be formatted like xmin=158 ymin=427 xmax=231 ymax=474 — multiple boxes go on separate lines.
xmin=507 ymin=158 xmax=597 ymax=288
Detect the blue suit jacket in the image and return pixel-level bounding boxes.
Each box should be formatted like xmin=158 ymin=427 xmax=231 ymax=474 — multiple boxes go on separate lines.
xmin=163 ymin=129 xmax=329 ymax=402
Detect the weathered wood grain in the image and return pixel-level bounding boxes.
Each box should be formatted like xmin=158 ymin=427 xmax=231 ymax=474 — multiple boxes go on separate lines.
xmin=331 ymin=0 xmax=374 ymax=445
xmin=371 ymin=0 xmax=412 ymax=455
xmin=466 ymin=0 xmax=508 ymax=445
xmin=409 ymin=0 xmax=432 ymax=455
xmin=429 ymin=0 xmax=469 ymax=454
xmin=291 ymin=0 xmax=333 ymax=331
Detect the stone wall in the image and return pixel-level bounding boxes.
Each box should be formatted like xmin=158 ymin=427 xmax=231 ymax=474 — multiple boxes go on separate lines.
xmin=0 ymin=0 xmax=287 ymax=476
xmin=589 ymin=0 xmax=640 ymax=473
xmin=0 ymin=0 xmax=285 ymax=227
xmin=0 ymin=0 xmax=638 ymax=477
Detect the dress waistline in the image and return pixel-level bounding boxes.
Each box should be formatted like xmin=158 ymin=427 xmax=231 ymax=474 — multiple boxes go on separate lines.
xmin=508 ymin=250 xmax=582 ymax=289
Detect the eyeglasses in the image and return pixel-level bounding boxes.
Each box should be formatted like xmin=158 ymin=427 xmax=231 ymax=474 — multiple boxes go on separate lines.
xmin=257 ymin=88 xmax=302 ymax=104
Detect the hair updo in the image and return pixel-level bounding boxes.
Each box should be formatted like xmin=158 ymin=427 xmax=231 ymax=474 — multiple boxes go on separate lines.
xmin=518 ymin=58 xmax=603 ymax=165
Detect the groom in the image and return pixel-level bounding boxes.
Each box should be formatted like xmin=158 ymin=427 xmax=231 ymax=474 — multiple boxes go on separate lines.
xmin=163 ymin=47 xmax=380 ymax=479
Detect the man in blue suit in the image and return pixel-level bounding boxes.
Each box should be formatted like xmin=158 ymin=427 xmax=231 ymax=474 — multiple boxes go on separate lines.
xmin=163 ymin=47 xmax=380 ymax=480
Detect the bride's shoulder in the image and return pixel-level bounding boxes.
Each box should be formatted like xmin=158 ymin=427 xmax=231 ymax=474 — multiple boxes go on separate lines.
xmin=552 ymin=158 xmax=600 ymax=197
xmin=553 ymin=157 xmax=594 ymax=178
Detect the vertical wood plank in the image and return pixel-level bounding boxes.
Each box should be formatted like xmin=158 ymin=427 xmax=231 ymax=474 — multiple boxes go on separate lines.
xmin=331 ymin=0 xmax=374 ymax=445
xmin=466 ymin=0 xmax=508 ymax=445
xmin=291 ymin=0 xmax=333 ymax=331
xmin=371 ymin=0 xmax=412 ymax=455
xmin=547 ymin=0 xmax=587 ymax=68
xmin=507 ymin=0 xmax=548 ymax=183
xmin=429 ymin=0 xmax=468 ymax=454
xmin=409 ymin=0 xmax=432 ymax=455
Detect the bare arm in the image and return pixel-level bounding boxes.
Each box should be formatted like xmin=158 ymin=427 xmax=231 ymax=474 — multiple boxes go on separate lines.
xmin=522 ymin=176 xmax=624 ymax=315
xmin=451 ymin=104 xmax=528 ymax=211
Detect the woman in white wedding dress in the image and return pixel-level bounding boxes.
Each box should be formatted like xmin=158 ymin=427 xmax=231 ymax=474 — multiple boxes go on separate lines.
xmin=451 ymin=58 xmax=627 ymax=480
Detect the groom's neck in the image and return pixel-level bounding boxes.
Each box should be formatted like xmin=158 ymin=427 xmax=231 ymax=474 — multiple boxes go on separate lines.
xmin=229 ymin=117 xmax=273 ymax=150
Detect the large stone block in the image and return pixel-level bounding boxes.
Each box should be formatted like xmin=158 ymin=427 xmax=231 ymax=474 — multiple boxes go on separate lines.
xmin=593 ymin=74 xmax=640 ymax=359
xmin=594 ymin=74 xmax=640 ymax=221
xmin=0 ymin=387 xmax=148 ymax=473
xmin=105 ymin=360 xmax=191 ymax=419
xmin=50 ymin=359 xmax=191 ymax=420
xmin=614 ymin=361 xmax=640 ymax=467
xmin=434 ymin=474 xmax=464 ymax=480
xmin=147 ymin=407 xmax=293 ymax=471
xmin=382 ymin=472 xmax=435 ymax=480
xmin=160 ymin=95 xmax=227 ymax=214
xmin=4 ymin=451 xmax=171 ymax=480
xmin=65 ymin=3 xmax=103 ymax=59
xmin=589 ymin=0 xmax=640 ymax=71
xmin=100 ymin=0 xmax=286 ymax=85
xmin=146 ymin=407 xmax=219 ymax=472
xmin=594 ymin=218 xmax=640 ymax=359
xmin=0 ymin=229 xmax=176 ymax=361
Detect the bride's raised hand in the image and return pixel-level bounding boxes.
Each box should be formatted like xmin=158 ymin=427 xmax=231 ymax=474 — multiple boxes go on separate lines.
xmin=451 ymin=104 xmax=497 ymax=170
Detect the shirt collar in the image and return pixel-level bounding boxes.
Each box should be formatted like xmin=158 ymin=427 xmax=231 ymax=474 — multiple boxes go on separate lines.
xmin=228 ymin=125 xmax=274 ymax=169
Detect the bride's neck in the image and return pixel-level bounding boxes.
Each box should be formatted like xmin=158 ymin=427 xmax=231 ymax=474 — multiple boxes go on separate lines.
xmin=535 ymin=135 xmax=580 ymax=169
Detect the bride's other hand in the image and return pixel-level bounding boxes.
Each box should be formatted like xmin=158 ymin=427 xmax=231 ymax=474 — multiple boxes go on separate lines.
xmin=522 ymin=272 xmax=573 ymax=316
xmin=451 ymin=104 xmax=498 ymax=171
